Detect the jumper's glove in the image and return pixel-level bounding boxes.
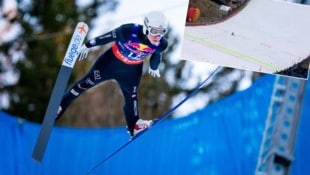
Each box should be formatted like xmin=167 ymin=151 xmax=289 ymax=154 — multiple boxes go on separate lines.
xmin=77 ymin=44 xmax=90 ymax=61
xmin=148 ymin=67 xmax=160 ymax=78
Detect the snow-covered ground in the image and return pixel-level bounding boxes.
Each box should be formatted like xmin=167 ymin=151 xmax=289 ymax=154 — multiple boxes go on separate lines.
xmin=181 ymin=0 xmax=310 ymax=78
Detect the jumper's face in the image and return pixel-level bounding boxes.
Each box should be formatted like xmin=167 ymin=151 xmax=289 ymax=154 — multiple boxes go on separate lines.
xmin=147 ymin=34 xmax=162 ymax=46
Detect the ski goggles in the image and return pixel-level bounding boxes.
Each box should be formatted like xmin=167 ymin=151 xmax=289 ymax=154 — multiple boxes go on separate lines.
xmin=147 ymin=27 xmax=167 ymax=37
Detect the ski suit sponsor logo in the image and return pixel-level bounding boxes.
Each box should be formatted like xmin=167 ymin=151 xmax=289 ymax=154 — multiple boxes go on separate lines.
xmin=70 ymin=89 xmax=79 ymax=96
xmin=132 ymin=86 xmax=138 ymax=116
xmin=125 ymin=42 xmax=155 ymax=55
xmin=86 ymin=78 xmax=95 ymax=86
xmin=63 ymin=34 xmax=82 ymax=68
xmin=123 ymin=41 xmax=156 ymax=61
xmin=94 ymin=70 xmax=101 ymax=81
xmin=133 ymin=100 xmax=138 ymax=116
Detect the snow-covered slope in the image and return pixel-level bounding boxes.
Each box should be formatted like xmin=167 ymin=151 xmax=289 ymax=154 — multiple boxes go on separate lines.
xmin=181 ymin=0 xmax=310 ymax=76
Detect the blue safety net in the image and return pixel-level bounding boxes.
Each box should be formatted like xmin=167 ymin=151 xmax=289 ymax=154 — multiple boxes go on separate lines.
xmin=0 ymin=74 xmax=309 ymax=175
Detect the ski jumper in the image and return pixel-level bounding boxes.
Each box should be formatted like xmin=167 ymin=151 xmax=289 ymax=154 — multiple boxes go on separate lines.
xmin=58 ymin=23 xmax=168 ymax=134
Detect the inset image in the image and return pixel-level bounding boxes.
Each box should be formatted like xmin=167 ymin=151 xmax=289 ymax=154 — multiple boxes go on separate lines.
xmin=181 ymin=0 xmax=310 ymax=79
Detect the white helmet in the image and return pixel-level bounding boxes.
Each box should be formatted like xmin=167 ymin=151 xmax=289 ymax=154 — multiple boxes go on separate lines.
xmin=143 ymin=11 xmax=168 ymax=37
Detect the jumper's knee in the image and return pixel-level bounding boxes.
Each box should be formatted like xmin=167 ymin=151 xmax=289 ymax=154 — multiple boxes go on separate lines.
xmin=70 ymin=83 xmax=87 ymax=96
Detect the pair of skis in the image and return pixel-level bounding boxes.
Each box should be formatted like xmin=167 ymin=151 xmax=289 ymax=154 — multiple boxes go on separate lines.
xmin=32 ymin=21 xmax=221 ymax=174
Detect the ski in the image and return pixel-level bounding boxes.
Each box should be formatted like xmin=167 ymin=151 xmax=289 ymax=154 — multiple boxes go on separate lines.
xmin=32 ymin=22 xmax=89 ymax=163
xmin=87 ymin=66 xmax=222 ymax=174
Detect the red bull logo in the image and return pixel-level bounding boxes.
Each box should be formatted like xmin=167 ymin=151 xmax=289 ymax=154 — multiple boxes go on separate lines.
xmin=124 ymin=42 xmax=155 ymax=55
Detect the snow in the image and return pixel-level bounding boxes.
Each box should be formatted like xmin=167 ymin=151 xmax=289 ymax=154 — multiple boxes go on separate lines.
xmin=181 ymin=0 xmax=310 ymax=77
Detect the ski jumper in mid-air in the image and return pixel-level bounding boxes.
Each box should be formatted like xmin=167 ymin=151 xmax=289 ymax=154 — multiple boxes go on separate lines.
xmin=56 ymin=11 xmax=169 ymax=137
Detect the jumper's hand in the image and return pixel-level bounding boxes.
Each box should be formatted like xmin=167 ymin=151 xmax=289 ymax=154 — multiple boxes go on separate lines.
xmin=148 ymin=67 xmax=160 ymax=78
xmin=77 ymin=44 xmax=90 ymax=61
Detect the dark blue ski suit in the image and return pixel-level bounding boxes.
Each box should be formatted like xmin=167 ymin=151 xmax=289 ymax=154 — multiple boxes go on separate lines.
xmin=58 ymin=23 xmax=168 ymax=135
